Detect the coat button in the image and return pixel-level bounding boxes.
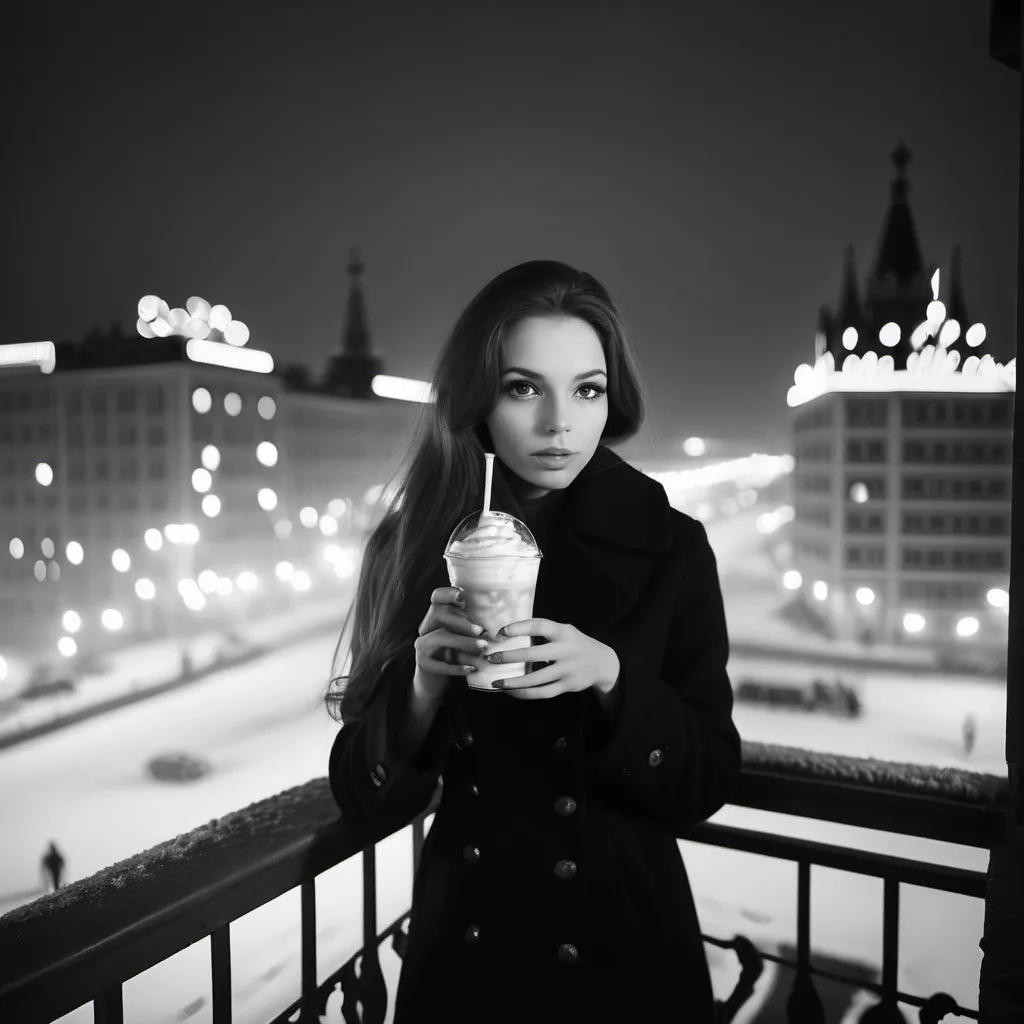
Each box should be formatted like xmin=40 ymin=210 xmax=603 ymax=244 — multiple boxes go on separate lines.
xmin=552 ymin=736 xmax=569 ymax=754
xmin=553 ymin=796 xmax=577 ymax=817
xmin=369 ymin=769 xmax=383 ymax=788
xmin=557 ymin=942 xmax=578 ymax=964
xmin=648 ymin=748 xmax=664 ymax=767
xmin=463 ymin=844 xmax=481 ymax=865
xmin=465 ymin=925 xmax=481 ymax=943
xmin=470 ymin=783 xmax=481 ymax=797
xmin=553 ymin=859 xmax=577 ymax=881
xmin=456 ymin=730 xmax=475 ymax=751
xmin=374 ymin=763 xmax=388 ymax=783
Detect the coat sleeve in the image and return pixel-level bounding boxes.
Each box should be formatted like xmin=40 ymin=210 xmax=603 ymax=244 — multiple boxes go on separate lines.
xmin=328 ymin=648 xmax=454 ymax=826
xmin=582 ymin=518 xmax=741 ymax=829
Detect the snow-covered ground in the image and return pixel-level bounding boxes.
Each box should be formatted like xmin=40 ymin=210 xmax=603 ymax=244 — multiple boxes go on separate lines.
xmin=1 ymin=509 xmax=1001 ymax=1022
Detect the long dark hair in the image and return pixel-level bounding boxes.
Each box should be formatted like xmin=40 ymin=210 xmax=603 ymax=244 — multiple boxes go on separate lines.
xmin=324 ymin=260 xmax=645 ymax=725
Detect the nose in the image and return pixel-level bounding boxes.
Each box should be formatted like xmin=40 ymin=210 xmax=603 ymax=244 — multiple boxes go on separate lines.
xmin=542 ymin=394 xmax=571 ymax=435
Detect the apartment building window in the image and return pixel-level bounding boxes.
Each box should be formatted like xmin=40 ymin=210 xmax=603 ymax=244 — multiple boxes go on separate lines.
xmin=847 ymin=398 xmax=887 ymax=428
xmin=118 ymin=457 xmax=139 ymax=480
xmin=96 ymin=492 xmax=110 ymax=510
xmin=93 ymin=422 xmax=109 ymax=446
xmin=116 ymin=388 xmax=137 ymax=414
xmin=95 ymin=459 xmax=109 ymax=480
xmin=147 ymin=456 xmax=165 ymax=478
xmin=68 ymin=462 xmax=85 ymax=483
xmin=66 ymin=390 xmax=83 ymax=416
xmin=119 ymin=491 xmax=139 ymax=510
xmin=146 ymin=387 xmax=165 ymax=415
xmin=147 ymin=424 xmax=165 ymax=446
xmin=117 ymin=424 xmax=137 ymax=446
xmin=90 ymin=391 xmax=107 ymax=416
xmin=150 ymin=490 xmax=168 ymax=511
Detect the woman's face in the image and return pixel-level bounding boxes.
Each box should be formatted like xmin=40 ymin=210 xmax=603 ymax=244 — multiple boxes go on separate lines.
xmin=486 ymin=314 xmax=609 ymax=499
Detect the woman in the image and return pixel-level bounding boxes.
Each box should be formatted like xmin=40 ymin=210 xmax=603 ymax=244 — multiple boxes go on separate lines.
xmin=326 ymin=260 xmax=741 ymax=1023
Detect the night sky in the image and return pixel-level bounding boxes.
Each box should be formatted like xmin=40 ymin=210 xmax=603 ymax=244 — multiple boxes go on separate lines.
xmin=4 ymin=0 xmax=1017 ymax=455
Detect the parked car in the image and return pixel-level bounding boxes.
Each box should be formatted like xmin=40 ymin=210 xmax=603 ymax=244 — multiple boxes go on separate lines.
xmin=147 ymin=752 xmax=212 ymax=783
xmin=20 ymin=663 xmax=77 ymax=700
xmin=735 ymin=674 xmax=863 ymax=718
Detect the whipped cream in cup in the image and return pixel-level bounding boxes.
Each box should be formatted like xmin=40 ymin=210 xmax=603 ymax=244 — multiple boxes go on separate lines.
xmin=444 ymin=511 xmax=542 ymax=692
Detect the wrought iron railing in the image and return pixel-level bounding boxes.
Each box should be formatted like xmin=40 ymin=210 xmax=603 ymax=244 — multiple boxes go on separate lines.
xmin=0 ymin=741 xmax=1006 ymax=1024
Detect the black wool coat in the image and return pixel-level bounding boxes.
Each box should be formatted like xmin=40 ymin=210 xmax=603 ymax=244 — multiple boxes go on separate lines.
xmin=328 ymin=445 xmax=742 ymax=1024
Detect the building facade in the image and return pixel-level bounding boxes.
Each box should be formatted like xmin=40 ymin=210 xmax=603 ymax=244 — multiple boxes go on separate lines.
xmin=788 ymin=144 xmax=1014 ymax=660
xmin=0 ymin=259 xmax=422 ymax=667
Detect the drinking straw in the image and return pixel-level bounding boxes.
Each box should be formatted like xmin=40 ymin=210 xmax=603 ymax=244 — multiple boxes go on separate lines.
xmin=481 ymin=452 xmax=495 ymax=520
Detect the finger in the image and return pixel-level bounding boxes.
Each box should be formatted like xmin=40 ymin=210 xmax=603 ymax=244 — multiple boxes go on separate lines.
xmin=503 ymin=680 xmax=568 ymax=699
xmin=433 ymin=607 xmax=487 ymax=637
xmin=486 ymin=641 xmax=567 ymax=666
xmin=419 ymin=657 xmax=477 ymax=677
xmin=415 ymin=631 xmax=490 ymax=657
xmin=495 ymin=664 xmax=562 ymax=689
xmin=430 ymin=586 xmax=466 ymax=607
xmin=498 ymin=618 xmax=561 ymax=640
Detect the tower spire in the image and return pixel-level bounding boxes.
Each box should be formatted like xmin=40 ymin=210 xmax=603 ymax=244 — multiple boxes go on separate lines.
xmin=322 ymin=246 xmax=383 ymax=398
xmin=342 ymin=247 xmax=371 ymax=356
xmin=866 ymin=142 xmax=927 ymax=297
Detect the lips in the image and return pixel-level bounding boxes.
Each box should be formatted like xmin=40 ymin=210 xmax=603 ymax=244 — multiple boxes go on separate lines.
xmin=531 ymin=451 xmax=574 ymax=469
xmin=531 ymin=449 xmax=574 ymax=457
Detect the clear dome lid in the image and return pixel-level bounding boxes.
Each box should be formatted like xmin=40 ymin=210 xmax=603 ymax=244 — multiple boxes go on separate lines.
xmin=444 ymin=510 xmax=541 ymax=559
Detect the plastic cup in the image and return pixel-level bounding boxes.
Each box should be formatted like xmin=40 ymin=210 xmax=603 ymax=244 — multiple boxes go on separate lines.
xmin=444 ymin=511 xmax=542 ymax=692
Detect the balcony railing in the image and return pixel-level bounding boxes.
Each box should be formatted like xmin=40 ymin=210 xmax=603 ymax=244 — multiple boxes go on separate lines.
xmin=0 ymin=740 xmax=1007 ymax=1024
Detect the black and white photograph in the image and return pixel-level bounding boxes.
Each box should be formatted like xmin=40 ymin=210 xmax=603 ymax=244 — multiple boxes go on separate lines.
xmin=1 ymin=2 xmax=1021 ymax=1022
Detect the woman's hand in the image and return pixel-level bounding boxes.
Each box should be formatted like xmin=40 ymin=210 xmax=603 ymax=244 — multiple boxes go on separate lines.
xmin=413 ymin=587 xmax=491 ymax=702
xmin=484 ymin=618 xmax=620 ymax=700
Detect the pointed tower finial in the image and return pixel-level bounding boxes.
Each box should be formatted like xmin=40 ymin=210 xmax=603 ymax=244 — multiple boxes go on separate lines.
xmin=348 ymin=247 xmax=365 ymax=280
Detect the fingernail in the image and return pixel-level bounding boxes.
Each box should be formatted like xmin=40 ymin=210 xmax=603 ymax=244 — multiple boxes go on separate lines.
xmin=496 ymin=627 xmax=507 ymax=638
xmin=469 ymin=624 xmax=483 ymax=635
xmin=486 ymin=653 xmax=501 ymax=663
xmin=493 ymin=679 xmax=506 ymax=689
xmin=464 ymin=665 xmax=476 ymax=674
xmin=476 ymin=639 xmax=488 ymax=650
xmin=481 ymin=630 xmax=498 ymax=641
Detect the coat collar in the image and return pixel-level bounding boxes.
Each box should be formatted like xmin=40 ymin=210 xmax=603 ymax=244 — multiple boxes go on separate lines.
xmin=563 ymin=444 xmax=673 ymax=554
xmin=538 ymin=445 xmax=674 ymax=633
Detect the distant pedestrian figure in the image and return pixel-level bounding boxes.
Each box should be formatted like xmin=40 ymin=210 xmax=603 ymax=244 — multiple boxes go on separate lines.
xmin=42 ymin=840 xmax=65 ymax=891
xmin=962 ymin=713 xmax=977 ymax=756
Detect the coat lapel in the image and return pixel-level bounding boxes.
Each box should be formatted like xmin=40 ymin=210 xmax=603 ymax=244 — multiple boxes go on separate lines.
xmin=538 ymin=445 xmax=673 ymax=634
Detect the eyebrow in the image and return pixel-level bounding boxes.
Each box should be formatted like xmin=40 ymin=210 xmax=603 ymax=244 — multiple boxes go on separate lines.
xmin=500 ymin=367 xmax=607 ymax=382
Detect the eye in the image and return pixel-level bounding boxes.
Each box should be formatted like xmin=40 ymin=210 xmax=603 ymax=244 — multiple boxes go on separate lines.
xmin=504 ymin=379 xmax=538 ymax=399
xmin=577 ymin=383 xmax=606 ymax=402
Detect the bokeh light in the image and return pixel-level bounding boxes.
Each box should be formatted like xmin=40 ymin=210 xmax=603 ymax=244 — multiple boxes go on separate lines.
xmin=956 ymin=616 xmax=980 ymax=638
xmin=782 ymin=570 xmax=802 ymax=591
xmin=33 ymin=560 xmax=46 ymax=582
xmin=319 ymin=514 xmax=338 ymax=536
xmin=237 ymin=571 xmax=257 ymax=592
xmin=201 ymin=444 xmax=221 ymax=471
xmin=855 ymin=587 xmax=876 ymax=607
xmin=135 ymin=578 xmax=156 ymax=600
xmin=903 ymin=612 xmax=926 ymax=634
xmin=192 ymin=387 xmax=212 ymax=414
xmin=35 ymin=462 xmax=53 ymax=487
xmin=9 ymin=538 xmax=24 ymax=559
xmin=144 ymin=528 xmax=163 ymax=551
xmin=101 ymin=609 xmax=124 ymax=631
xmin=256 ymin=441 xmax=278 ymax=467
xmin=62 ymin=610 xmax=82 ymax=633
xmin=257 ymin=396 xmax=276 ymax=420
xmin=58 ymin=636 xmax=78 ymax=658
xmin=192 ymin=468 xmax=212 ymax=493
xmin=258 ymin=487 xmax=278 ymax=511
xmin=41 ymin=537 xmax=55 ymax=558
xmin=299 ymin=506 xmax=318 ymax=528
xmin=198 ymin=570 xmax=218 ymax=593
xmin=202 ymin=494 xmax=221 ymax=517
xmin=224 ymin=392 xmax=242 ymax=416
xmin=66 ymin=541 xmax=83 ymax=564
xmin=112 ymin=549 xmax=130 ymax=572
